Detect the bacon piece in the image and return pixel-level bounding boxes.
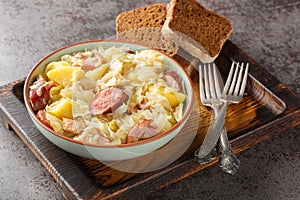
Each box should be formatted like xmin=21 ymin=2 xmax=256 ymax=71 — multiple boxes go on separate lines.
xmin=127 ymin=105 xmax=138 ymax=114
xmin=62 ymin=118 xmax=83 ymax=135
xmin=162 ymin=70 xmax=183 ymax=91
xmin=29 ymin=75 xmax=56 ymax=112
xmin=36 ymin=110 xmax=51 ymax=128
xmin=127 ymin=119 xmax=161 ymax=143
xmin=127 ymin=98 xmax=149 ymax=114
xmin=79 ymin=128 xmax=112 ymax=145
xmin=125 ymin=49 xmax=136 ymax=54
xmin=81 ymin=50 xmax=107 ymax=71
xmin=90 ymin=86 xmax=129 ymax=115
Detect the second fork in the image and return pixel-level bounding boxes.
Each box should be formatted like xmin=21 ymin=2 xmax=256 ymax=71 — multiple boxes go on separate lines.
xmin=195 ymin=62 xmax=249 ymax=175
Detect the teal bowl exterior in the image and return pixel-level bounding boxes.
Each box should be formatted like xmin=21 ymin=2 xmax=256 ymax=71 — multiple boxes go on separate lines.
xmin=24 ymin=40 xmax=195 ymax=161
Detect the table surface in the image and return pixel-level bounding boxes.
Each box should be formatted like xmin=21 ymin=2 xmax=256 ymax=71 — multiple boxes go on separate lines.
xmin=0 ymin=0 xmax=299 ymax=199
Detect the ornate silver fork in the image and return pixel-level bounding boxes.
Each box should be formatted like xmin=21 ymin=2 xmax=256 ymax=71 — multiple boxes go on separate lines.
xmin=195 ymin=62 xmax=249 ymax=175
xmin=194 ymin=63 xmax=223 ymax=164
xmin=218 ymin=62 xmax=249 ymax=175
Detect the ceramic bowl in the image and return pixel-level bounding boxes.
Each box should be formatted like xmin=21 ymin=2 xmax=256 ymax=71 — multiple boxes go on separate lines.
xmin=24 ymin=40 xmax=194 ymax=161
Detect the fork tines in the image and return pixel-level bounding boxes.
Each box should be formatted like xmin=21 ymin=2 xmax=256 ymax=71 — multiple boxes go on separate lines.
xmin=199 ymin=63 xmax=222 ymax=105
xmin=223 ymin=62 xmax=249 ymax=102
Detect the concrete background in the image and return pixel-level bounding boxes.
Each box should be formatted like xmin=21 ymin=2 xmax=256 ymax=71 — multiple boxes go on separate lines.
xmin=0 ymin=0 xmax=299 ymax=199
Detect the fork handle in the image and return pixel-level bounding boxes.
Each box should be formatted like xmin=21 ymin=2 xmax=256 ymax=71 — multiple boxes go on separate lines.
xmin=219 ymin=128 xmax=230 ymax=151
xmin=215 ymin=101 xmax=229 ymax=150
xmin=194 ymin=103 xmax=227 ymax=159
xmin=218 ymin=125 xmax=240 ymax=175
xmin=215 ymin=102 xmax=241 ymax=174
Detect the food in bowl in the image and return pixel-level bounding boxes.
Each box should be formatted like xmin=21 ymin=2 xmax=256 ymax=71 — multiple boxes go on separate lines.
xmin=28 ymin=43 xmax=188 ymax=146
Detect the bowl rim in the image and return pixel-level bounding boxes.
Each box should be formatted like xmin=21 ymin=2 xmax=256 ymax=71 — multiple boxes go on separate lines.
xmin=24 ymin=39 xmax=195 ymax=148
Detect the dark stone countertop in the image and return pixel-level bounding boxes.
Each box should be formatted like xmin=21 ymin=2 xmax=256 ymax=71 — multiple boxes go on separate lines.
xmin=0 ymin=0 xmax=299 ymax=199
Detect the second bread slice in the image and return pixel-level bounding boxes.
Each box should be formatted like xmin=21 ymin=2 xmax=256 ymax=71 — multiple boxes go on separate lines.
xmin=163 ymin=0 xmax=233 ymax=63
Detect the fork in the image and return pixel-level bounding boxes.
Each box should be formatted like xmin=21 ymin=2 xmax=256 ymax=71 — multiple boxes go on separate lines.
xmin=194 ymin=63 xmax=224 ymax=164
xmin=194 ymin=62 xmax=249 ymax=174
xmin=217 ymin=62 xmax=249 ymax=175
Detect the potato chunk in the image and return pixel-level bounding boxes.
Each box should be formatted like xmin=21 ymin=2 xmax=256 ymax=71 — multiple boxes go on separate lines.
xmin=45 ymin=61 xmax=71 ymax=73
xmin=46 ymin=66 xmax=81 ymax=87
xmin=158 ymin=86 xmax=185 ymax=107
xmin=46 ymin=98 xmax=73 ymax=119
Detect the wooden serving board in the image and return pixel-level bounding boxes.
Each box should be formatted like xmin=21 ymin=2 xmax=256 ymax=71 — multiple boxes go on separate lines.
xmin=0 ymin=41 xmax=299 ymax=199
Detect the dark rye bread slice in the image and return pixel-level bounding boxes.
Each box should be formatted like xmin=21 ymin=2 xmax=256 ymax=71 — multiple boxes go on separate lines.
xmin=163 ymin=0 xmax=233 ymax=63
xmin=116 ymin=4 xmax=179 ymax=56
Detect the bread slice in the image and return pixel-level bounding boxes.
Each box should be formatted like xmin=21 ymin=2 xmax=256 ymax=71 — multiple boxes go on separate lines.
xmin=116 ymin=4 xmax=179 ymax=56
xmin=162 ymin=0 xmax=232 ymax=63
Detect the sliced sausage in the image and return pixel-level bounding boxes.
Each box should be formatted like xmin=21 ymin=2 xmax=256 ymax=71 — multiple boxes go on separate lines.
xmin=127 ymin=119 xmax=161 ymax=143
xmin=90 ymin=86 xmax=129 ymax=115
xmin=162 ymin=70 xmax=183 ymax=91
xmin=29 ymin=75 xmax=56 ymax=112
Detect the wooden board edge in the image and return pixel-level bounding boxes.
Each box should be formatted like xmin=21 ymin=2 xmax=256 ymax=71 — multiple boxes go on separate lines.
xmin=0 ymin=81 xmax=100 ymax=200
